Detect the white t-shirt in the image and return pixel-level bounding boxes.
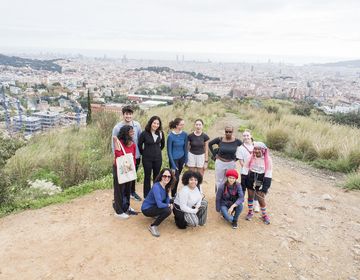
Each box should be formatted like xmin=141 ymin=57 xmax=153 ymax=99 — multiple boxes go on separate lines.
xmin=174 ymin=185 xmax=202 ymax=214
xmin=236 ymin=143 xmax=254 ymax=174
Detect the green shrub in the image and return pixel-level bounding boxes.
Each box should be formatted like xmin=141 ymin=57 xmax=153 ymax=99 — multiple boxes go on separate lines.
xmin=348 ymin=150 xmax=360 ymax=171
xmin=31 ymin=168 xmax=61 ymax=186
xmin=265 ymin=105 xmax=279 ymax=114
xmin=319 ymin=147 xmax=339 ymax=160
xmin=312 ymin=158 xmax=351 ymax=173
xmin=0 ymin=135 xmax=25 ymax=167
xmin=341 ymin=172 xmax=360 ymax=190
xmin=0 ymin=170 xmax=12 ymax=206
xmin=291 ymin=103 xmax=312 ymax=116
xmin=266 ymin=129 xmax=289 ymax=151
xmin=288 ymin=139 xmax=318 ymax=161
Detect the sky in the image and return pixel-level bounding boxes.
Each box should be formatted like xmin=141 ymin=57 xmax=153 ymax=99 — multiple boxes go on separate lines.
xmin=1 ymin=0 xmax=360 ymax=64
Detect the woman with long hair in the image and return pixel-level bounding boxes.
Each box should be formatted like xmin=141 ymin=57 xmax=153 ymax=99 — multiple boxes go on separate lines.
xmin=167 ymin=117 xmax=188 ymax=198
xmin=243 ymin=142 xmax=273 ymax=225
xmin=112 ymin=125 xmax=137 ymax=219
xmin=141 ymin=168 xmax=175 ymax=237
xmin=216 ymin=169 xmax=244 ymax=229
xmin=208 ymin=125 xmax=242 ymax=192
xmin=187 ymin=119 xmax=210 ymax=177
xmin=138 ymin=116 xmax=165 ymax=198
xmin=173 ymin=170 xmax=208 ymax=229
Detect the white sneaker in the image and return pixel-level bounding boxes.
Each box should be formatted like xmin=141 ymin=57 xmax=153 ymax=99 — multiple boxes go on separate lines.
xmin=254 ymin=200 xmax=260 ymax=213
xmin=114 ymin=212 xmax=129 ymax=219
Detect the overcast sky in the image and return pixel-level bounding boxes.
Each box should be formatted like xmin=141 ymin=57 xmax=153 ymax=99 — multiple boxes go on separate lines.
xmin=1 ymin=0 xmax=359 ymax=63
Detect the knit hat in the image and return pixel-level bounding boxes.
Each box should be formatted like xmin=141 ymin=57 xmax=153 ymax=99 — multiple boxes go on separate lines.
xmin=225 ymin=169 xmax=239 ymax=179
xmin=253 ymin=141 xmax=267 ymax=149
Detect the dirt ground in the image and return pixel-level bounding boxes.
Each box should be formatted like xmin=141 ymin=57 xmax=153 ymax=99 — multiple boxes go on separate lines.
xmin=0 ymin=114 xmax=359 ymax=280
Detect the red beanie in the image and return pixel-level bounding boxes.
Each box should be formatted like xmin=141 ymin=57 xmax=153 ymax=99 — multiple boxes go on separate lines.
xmin=225 ymin=169 xmax=238 ymax=179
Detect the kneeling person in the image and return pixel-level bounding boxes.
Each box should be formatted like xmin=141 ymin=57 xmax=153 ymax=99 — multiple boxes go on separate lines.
xmin=216 ymin=169 xmax=244 ymax=229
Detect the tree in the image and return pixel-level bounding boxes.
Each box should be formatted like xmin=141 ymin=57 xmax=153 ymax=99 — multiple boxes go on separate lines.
xmin=86 ymin=90 xmax=92 ymax=125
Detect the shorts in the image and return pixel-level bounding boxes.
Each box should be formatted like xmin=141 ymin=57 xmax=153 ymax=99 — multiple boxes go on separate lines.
xmin=187 ymin=152 xmax=205 ymax=168
xmin=246 ymin=172 xmax=272 ymax=194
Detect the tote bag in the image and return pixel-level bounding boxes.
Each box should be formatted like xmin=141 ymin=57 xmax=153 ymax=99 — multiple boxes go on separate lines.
xmin=115 ymin=139 xmax=137 ymax=184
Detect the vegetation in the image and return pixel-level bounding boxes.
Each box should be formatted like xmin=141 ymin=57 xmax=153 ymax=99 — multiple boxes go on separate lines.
xmin=340 ymin=172 xmax=360 ymax=190
xmin=329 ymin=110 xmax=360 ymax=128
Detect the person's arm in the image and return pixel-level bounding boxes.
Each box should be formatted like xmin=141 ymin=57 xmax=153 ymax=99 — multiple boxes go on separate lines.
xmin=111 ymin=125 xmax=120 ymax=154
xmin=215 ymin=185 xmax=223 ymax=212
xmin=204 ymin=140 xmax=209 ymax=169
xmin=153 ymin=183 xmax=169 ymax=208
xmin=208 ymin=137 xmax=220 ymax=157
xmin=167 ymin=134 xmax=176 ymax=169
xmin=234 ymin=183 xmax=244 ymax=206
xmin=236 ymin=146 xmax=245 ymax=166
xmin=138 ymin=132 xmax=145 ymax=155
xmin=183 ymin=132 xmax=188 ymax=164
xmin=160 ymin=131 xmax=165 ymax=150
xmin=178 ymin=188 xmax=197 ymax=213
xmin=132 ymin=143 xmax=136 ymax=165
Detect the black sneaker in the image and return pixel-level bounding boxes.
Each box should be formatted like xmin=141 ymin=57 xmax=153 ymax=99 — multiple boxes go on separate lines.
xmin=126 ymin=207 xmax=139 ymax=215
xmin=232 ymin=221 xmax=238 ymax=229
xmin=130 ymin=192 xmax=142 ymax=201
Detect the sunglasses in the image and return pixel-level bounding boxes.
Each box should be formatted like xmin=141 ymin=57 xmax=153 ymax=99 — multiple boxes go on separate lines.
xmin=225 ymin=131 xmax=233 ymax=133
xmin=162 ymin=174 xmax=172 ymax=179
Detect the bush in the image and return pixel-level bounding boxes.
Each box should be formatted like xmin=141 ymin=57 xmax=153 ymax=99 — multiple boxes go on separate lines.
xmin=348 ymin=150 xmax=360 ymax=171
xmin=291 ymin=104 xmax=312 ymax=116
xmin=0 ymin=170 xmax=12 ymax=206
xmin=330 ymin=111 xmax=360 ymax=128
xmin=0 ymin=135 xmax=25 ymax=167
xmin=288 ymin=139 xmax=318 ymax=161
xmin=312 ymin=159 xmax=351 ymax=173
xmin=266 ymin=129 xmax=289 ymax=151
xmin=319 ymin=147 xmax=339 ymax=160
xmin=341 ymin=172 xmax=360 ymax=190
xmin=265 ymin=105 xmax=279 ymax=114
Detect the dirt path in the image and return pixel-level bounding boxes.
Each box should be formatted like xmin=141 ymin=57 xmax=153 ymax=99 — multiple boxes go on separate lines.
xmin=0 ymin=114 xmax=359 ymax=280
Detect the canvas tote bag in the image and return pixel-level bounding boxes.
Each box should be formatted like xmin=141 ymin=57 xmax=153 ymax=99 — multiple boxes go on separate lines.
xmin=115 ymin=139 xmax=137 ymax=184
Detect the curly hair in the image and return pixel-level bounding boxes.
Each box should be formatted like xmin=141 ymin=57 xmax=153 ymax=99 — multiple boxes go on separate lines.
xmin=117 ymin=125 xmax=133 ymax=146
xmin=145 ymin=116 xmax=163 ymax=133
xmin=154 ymin=168 xmax=176 ymax=194
xmin=181 ymin=170 xmax=203 ymax=186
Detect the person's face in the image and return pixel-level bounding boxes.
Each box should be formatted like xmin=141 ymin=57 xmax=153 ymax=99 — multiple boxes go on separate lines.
xmin=225 ymin=128 xmax=233 ymax=139
xmin=128 ymin=128 xmax=134 ymax=138
xmin=161 ymin=171 xmax=172 ymax=184
xmin=123 ymin=112 xmax=133 ymax=123
xmin=194 ymin=121 xmax=203 ymax=131
xmin=227 ymin=176 xmax=236 ymax=184
xmin=242 ymin=132 xmax=251 ymax=143
xmin=177 ymin=120 xmax=185 ymax=130
xmin=151 ymin=119 xmax=160 ymax=131
xmin=188 ymin=177 xmax=198 ymax=189
xmin=254 ymin=147 xmax=262 ymax=157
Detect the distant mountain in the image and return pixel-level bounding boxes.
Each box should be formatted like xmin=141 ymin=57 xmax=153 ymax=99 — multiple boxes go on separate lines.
xmin=0 ymin=54 xmax=62 ymax=73
xmin=313 ymin=60 xmax=360 ymax=68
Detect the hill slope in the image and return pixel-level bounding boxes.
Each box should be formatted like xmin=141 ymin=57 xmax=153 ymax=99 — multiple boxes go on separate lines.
xmin=0 ymin=53 xmax=62 ymax=72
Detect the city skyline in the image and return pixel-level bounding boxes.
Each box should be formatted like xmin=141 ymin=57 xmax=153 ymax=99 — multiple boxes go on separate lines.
xmin=1 ymin=0 xmax=360 ymax=64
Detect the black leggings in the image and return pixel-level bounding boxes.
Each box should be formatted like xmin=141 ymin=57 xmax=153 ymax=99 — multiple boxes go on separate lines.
xmin=142 ymin=206 xmax=171 ymax=226
xmin=142 ymin=158 xmax=162 ymax=198
xmin=130 ymin=158 xmax=141 ymax=194
xmin=173 ymin=203 xmax=187 ymax=229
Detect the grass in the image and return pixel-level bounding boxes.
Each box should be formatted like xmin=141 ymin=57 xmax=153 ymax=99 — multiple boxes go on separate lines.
xmin=0 ymin=175 xmax=113 ymax=218
xmin=340 ymin=172 xmax=360 ymax=190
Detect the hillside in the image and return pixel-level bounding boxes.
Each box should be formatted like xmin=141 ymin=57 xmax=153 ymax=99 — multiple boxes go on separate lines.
xmin=0 ymin=54 xmax=62 ymax=73
xmin=313 ymin=59 xmax=360 ymax=68
xmin=0 ymin=113 xmax=359 ymax=280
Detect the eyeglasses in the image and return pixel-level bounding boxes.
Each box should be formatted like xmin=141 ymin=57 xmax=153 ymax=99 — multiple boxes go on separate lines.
xmin=162 ymin=175 xmax=172 ymax=179
xmin=225 ymin=131 xmax=233 ymax=134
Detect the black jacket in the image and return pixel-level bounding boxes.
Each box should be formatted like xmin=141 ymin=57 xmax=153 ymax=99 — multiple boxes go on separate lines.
xmin=138 ymin=130 xmax=165 ymax=161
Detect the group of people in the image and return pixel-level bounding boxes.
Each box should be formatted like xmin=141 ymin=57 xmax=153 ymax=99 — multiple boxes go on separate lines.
xmin=112 ymin=105 xmax=273 ymax=237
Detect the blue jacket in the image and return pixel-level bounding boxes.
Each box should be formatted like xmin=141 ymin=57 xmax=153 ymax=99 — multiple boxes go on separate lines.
xmin=141 ymin=182 xmax=170 ymax=210
xmin=216 ymin=182 xmax=244 ymax=212
xmin=167 ymin=131 xmax=188 ymax=169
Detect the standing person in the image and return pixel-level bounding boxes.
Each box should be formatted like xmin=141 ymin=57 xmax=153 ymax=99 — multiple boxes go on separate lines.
xmin=187 ymin=119 xmax=210 ymax=177
xmin=216 ymin=169 xmax=244 ymax=229
xmin=236 ymin=130 xmax=260 ymax=212
xmin=141 ymin=168 xmax=175 ymax=237
xmin=112 ymin=125 xmax=137 ymax=219
xmin=243 ymin=142 xmax=273 ymax=225
xmin=173 ymin=171 xmax=208 ymax=229
xmin=167 ymin=118 xmax=188 ymax=198
xmin=112 ymin=105 xmax=142 ymax=201
xmin=138 ymin=116 xmax=165 ymax=198
xmin=208 ymin=125 xmax=242 ymax=192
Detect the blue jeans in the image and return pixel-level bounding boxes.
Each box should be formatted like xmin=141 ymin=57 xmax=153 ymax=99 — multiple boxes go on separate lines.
xmin=220 ymin=204 xmax=243 ymax=223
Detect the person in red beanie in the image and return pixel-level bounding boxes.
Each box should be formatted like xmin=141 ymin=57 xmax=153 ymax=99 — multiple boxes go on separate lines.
xmin=215 ymin=169 xmax=244 ymax=229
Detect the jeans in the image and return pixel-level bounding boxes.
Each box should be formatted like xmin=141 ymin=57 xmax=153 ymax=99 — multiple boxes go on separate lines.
xmin=130 ymin=158 xmax=141 ymax=194
xmin=172 ymin=156 xmax=185 ymax=197
xmin=220 ymin=204 xmax=243 ymax=223
xmin=142 ymin=206 xmax=171 ymax=226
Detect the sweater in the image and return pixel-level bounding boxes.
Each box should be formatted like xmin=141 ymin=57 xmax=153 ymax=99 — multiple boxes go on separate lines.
xmin=167 ymin=131 xmax=188 ymax=169
xmin=113 ymin=140 xmax=136 ymax=167
xmin=174 ymin=185 xmax=202 ymax=214
xmin=141 ymin=182 xmax=170 ymax=210
xmin=208 ymin=137 xmax=242 ymax=161
xmin=215 ymin=182 xmax=244 ymax=212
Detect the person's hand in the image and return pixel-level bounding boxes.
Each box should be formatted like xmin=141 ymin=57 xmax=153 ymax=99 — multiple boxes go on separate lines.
xmin=204 ymin=161 xmax=208 ymax=170
xmin=168 ymin=204 xmax=173 ymax=210
xmin=228 ymin=205 xmax=235 ymax=215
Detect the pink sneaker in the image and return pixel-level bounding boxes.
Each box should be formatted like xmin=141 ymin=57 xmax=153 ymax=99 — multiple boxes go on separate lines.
xmin=262 ymin=215 xmax=270 ymax=225
xmin=245 ymin=212 xmax=254 ymax=221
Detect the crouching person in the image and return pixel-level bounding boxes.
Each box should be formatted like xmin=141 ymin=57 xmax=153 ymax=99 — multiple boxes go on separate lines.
xmin=141 ymin=168 xmax=175 ymax=237
xmin=173 ymin=171 xmax=208 ymax=229
xmin=216 ymin=169 xmax=244 ymax=229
